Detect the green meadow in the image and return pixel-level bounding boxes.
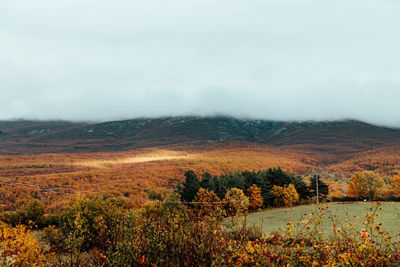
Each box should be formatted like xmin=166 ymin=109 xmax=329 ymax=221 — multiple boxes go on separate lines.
xmin=233 ymin=202 xmax=400 ymax=237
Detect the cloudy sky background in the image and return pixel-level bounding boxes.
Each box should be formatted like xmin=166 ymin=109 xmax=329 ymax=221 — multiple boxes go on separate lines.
xmin=1 ymin=0 xmax=400 ymax=126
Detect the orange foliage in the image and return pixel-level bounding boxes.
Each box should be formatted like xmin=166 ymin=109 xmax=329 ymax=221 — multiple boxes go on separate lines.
xmin=327 ymin=145 xmax=400 ymax=176
xmin=194 ymin=188 xmax=222 ymax=217
xmin=247 ymin=184 xmax=263 ymax=210
xmin=348 ymin=171 xmax=385 ymax=199
xmin=0 ymin=142 xmax=314 ymax=212
xmin=391 ymin=175 xmax=400 ymax=197
xmin=2 ymin=141 xmax=399 ymax=211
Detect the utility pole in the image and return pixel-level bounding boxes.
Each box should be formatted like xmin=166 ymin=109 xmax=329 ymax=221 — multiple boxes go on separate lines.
xmin=340 ymin=173 xmax=347 ymax=197
xmin=316 ymin=175 xmax=319 ymax=204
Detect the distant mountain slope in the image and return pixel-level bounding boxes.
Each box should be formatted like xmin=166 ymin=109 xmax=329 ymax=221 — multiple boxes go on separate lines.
xmin=0 ymin=116 xmax=399 ymax=155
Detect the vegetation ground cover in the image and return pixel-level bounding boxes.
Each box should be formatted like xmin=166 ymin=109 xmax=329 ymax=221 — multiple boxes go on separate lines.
xmin=0 ymin=143 xmax=323 ymax=211
xmin=1 ymin=166 xmax=400 ymax=265
xmin=2 ymin=141 xmax=400 ymax=212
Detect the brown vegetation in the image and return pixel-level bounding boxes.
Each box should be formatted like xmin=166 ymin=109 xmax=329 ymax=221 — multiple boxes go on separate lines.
xmin=1 ymin=140 xmax=400 ymax=212
xmin=0 ymin=142 xmax=315 ymax=212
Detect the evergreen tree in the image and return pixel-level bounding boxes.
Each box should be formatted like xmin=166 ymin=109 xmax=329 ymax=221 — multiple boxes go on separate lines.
xmin=200 ymin=172 xmax=212 ymax=190
xmin=176 ymin=168 xmax=310 ymax=206
xmin=290 ymin=175 xmax=311 ymax=199
xmin=179 ymin=170 xmax=201 ymax=202
xmin=309 ymin=175 xmax=329 ymax=197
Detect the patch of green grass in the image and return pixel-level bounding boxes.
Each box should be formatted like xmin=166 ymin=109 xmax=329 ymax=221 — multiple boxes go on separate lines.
xmin=236 ymin=202 xmax=400 ymax=237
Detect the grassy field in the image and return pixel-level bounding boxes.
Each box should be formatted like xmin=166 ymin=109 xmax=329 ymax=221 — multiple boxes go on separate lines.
xmin=234 ymin=202 xmax=400 ymax=237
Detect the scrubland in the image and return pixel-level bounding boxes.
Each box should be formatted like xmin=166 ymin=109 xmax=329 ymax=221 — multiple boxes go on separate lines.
xmin=1 ymin=142 xmax=400 ymax=265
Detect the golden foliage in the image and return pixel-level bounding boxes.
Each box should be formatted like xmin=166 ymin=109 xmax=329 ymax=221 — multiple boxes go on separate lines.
xmin=348 ymin=171 xmax=384 ymax=199
xmin=223 ymin=188 xmax=249 ymax=216
xmin=284 ymin=184 xmax=299 ymax=206
xmin=0 ymin=223 xmax=47 ymax=265
xmin=271 ymin=184 xmax=299 ymax=207
xmin=390 ymin=175 xmax=400 ymax=197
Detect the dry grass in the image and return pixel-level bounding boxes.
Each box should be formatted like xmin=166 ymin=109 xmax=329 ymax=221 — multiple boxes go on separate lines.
xmin=0 ymin=142 xmax=318 ymax=211
xmin=2 ymin=141 xmax=397 ymax=211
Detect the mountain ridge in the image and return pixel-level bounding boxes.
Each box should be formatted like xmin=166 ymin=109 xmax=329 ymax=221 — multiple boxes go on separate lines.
xmin=1 ymin=116 xmax=399 ymax=155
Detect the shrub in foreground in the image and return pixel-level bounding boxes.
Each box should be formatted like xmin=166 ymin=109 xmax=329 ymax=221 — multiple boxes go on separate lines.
xmin=0 ymin=222 xmax=47 ymax=266
xmin=222 ymin=203 xmax=400 ymax=266
xmin=11 ymin=197 xmax=400 ymax=266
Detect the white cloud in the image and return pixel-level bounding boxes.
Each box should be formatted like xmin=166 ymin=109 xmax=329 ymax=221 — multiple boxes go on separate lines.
xmin=1 ymin=0 xmax=400 ymax=126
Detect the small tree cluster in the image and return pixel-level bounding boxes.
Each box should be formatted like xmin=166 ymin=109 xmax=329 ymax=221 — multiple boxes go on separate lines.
xmin=271 ymin=184 xmax=299 ymax=207
xmin=176 ymin=168 xmax=314 ymax=207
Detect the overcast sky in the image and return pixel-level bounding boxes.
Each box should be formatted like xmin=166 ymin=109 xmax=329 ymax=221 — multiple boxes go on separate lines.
xmin=1 ymin=0 xmax=400 ymax=126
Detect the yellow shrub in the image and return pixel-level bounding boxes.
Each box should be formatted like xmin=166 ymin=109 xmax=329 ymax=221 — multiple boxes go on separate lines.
xmin=0 ymin=223 xmax=47 ymax=265
xmin=223 ymin=188 xmax=249 ymax=216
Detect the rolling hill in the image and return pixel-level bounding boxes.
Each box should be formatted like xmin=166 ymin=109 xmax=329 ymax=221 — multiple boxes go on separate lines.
xmin=1 ymin=116 xmax=400 ymax=211
xmin=1 ymin=116 xmax=399 ymax=156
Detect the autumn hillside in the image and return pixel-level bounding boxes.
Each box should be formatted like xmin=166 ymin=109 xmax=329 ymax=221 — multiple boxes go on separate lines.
xmin=1 ymin=117 xmax=400 ymax=211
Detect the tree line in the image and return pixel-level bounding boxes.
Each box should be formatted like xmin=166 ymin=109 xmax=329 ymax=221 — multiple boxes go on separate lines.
xmin=175 ymin=167 xmax=329 ymax=207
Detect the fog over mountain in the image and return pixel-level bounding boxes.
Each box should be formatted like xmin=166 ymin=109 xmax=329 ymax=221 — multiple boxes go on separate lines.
xmin=1 ymin=0 xmax=400 ymax=126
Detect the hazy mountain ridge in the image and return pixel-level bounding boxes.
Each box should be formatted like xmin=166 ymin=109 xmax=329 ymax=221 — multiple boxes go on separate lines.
xmin=0 ymin=116 xmax=399 ymax=155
